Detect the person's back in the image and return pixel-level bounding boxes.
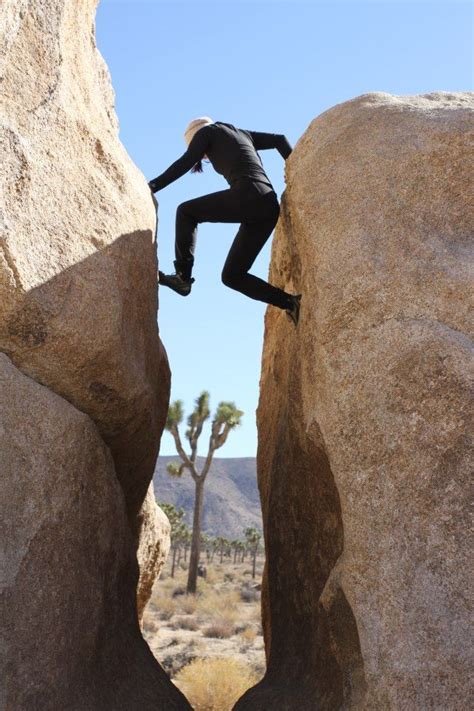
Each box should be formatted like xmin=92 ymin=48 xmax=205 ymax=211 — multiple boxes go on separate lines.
xmin=204 ymin=121 xmax=275 ymax=188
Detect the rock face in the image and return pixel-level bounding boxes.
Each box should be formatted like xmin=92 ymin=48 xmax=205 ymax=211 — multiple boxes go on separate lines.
xmin=0 ymin=0 xmax=170 ymax=520
xmin=235 ymin=92 xmax=473 ymax=710
xmin=1 ymin=1 xmax=187 ymax=708
xmin=0 ymin=354 xmax=189 ymax=710
xmin=137 ymin=485 xmax=171 ymax=622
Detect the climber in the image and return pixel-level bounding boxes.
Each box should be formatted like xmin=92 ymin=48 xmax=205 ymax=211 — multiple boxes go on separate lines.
xmin=148 ymin=117 xmax=302 ymax=326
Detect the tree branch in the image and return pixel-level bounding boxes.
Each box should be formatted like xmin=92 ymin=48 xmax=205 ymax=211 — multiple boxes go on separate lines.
xmin=170 ymin=425 xmax=198 ymax=480
xmin=214 ymin=422 xmax=231 ymax=450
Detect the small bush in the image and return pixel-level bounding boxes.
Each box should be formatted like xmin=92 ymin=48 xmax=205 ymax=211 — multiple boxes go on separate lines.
xmin=204 ymin=567 xmax=218 ymax=584
xmin=197 ymin=590 xmax=240 ymax=618
xmin=174 ymin=657 xmax=259 ymax=711
xmin=240 ymin=588 xmax=259 ymax=603
xmin=158 ymin=598 xmax=176 ymax=620
xmin=172 ymin=615 xmax=199 ymax=631
xmin=203 ymin=621 xmax=234 ymax=639
xmin=162 ymin=645 xmax=198 ymax=677
xmin=172 ymin=586 xmax=187 ymax=598
xmin=179 ymin=595 xmax=198 ymax=615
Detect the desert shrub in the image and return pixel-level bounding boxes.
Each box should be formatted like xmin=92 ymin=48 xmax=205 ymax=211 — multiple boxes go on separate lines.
xmin=203 ymin=621 xmax=234 ymax=639
xmin=233 ymin=623 xmax=248 ymax=634
xmin=240 ymin=588 xmax=259 ymax=603
xmin=158 ymin=597 xmax=176 ymax=620
xmin=174 ymin=657 xmax=259 ymax=711
xmin=204 ymin=567 xmax=218 ymax=584
xmin=161 ymin=643 xmax=198 ymax=677
xmin=239 ymin=627 xmax=257 ymax=646
xmin=197 ymin=589 xmax=240 ymax=618
xmin=223 ymin=572 xmax=235 ymax=582
xmin=179 ymin=595 xmax=198 ymax=615
xmin=179 ymin=560 xmax=188 ymax=570
xmin=172 ymin=615 xmax=200 ymax=631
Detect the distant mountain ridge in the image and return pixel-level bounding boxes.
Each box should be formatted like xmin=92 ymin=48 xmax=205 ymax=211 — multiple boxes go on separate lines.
xmin=153 ymin=456 xmax=261 ymax=538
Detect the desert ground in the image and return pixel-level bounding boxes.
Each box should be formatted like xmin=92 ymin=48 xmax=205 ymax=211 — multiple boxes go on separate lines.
xmin=142 ymin=555 xmax=266 ymax=709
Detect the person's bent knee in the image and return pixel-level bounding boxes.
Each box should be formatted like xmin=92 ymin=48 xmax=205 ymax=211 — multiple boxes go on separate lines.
xmin=177 ymin=199 xmax=201 ymax=218
xmin=221 ymin=267 xmax=242 ymax=289
xmin=176 ymin=201 xmax=191 ymax=215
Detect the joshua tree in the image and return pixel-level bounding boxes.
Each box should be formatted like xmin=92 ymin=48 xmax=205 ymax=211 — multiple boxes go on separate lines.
xmin=231 ymin=539 xmax=241 ymax=564
xmin=236 ymin=540 xmax=246 ymax=563
xmin=165 ymin=391 xmax=243 ymax=593
xmin=245 ymin=527 xmax=262 ymax=579
xmin=215 ymin=536 xmax=231 ymax=564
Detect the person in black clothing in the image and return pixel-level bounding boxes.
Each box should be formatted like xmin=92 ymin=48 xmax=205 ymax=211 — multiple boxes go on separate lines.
xmin=148 ymin=117 xmax=301 ymax=325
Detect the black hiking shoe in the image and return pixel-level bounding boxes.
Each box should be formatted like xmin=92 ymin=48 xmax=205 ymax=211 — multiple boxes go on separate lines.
xmin=158 ymin=271 xmax=195 ymax=296
xmin=285 ymin=294 xmax=302 ymax=326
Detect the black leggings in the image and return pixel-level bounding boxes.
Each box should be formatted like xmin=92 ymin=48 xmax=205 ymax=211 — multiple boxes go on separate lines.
xmin=174 ymin=178 xmax=292 ymax=310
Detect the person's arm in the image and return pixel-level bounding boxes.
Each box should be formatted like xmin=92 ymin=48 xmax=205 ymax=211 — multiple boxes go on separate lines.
xmin=244 ymin=130 xmax=293 ymax=159
xmin=148 ymin=127 xmax=210 ymax=192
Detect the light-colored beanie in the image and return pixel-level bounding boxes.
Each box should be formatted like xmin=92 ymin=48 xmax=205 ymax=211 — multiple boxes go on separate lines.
xmin=184 ymin=116 xmax=214 ymax=146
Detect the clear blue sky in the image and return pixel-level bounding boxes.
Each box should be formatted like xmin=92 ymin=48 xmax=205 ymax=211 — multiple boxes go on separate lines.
xmin=96 ymin=0 xmax=472 ymax=458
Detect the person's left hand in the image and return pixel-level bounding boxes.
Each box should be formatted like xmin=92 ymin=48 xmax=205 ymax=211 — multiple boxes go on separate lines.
xmin=148 ymin=179 xmax=159 ymax=193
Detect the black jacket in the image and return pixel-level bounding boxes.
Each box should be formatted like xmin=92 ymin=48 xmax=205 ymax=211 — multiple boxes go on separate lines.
xmin=149 ymin=121 xmax=292 ymax=192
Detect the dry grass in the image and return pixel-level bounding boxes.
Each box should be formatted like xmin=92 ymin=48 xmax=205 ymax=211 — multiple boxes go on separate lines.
xmin=203 ymin=620 xmax=235 ymax=639
xmin=145 ymin=557 xmax=265 ymax=684
xmin=239 ymin=627 xmax=257 ymax=646
xmin=203 ymin=566 xmax=219 ymax=584
xmin=179 ymin=595 xmax=198 ymax=615
xmin=197 ymin=589 xmax=240 ymax=618
xmin=174 ymin=657 xmax=259 ymax=711
xmin=172 ymin=615 xmax=200 ymax=631
xmin=157 ymin=597 xmax=177 ymax=621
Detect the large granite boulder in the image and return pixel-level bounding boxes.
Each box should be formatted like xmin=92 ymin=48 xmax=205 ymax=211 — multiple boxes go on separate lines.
xmin=0 ymin=354 xmax=189 ymax=710
xmin=235 ymin=92 xmax=473 ymax=710
xmin=1 ymin=0 xmax=184 ymax=707
xmin=0 ymin=0 xmax=170 ymax=521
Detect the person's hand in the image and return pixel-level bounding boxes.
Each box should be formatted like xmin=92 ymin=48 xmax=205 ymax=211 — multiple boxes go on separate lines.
xmin=148 ymin=179 xmax=160 ymax=193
